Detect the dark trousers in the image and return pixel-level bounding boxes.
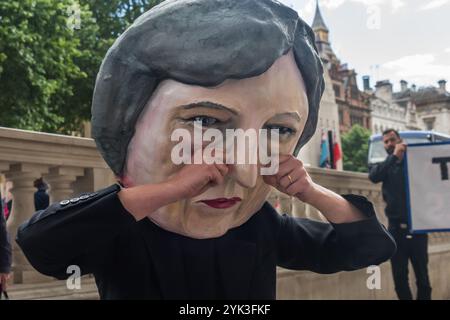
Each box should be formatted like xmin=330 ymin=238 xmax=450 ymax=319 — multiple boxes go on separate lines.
xmin=388 ymin=224 xmax=432 ymax=300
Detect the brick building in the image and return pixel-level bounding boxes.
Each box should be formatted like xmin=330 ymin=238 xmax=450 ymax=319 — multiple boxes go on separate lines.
xmin=312 ymin=1 xmax=372 ymax=134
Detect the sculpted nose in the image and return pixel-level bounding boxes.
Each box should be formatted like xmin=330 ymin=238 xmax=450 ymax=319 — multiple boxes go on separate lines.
xmin=231 ymin=163 xmax=258 ymax=188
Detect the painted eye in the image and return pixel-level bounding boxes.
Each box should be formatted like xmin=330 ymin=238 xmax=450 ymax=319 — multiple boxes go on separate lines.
xmin=190 ymin=116 xmax=220 ymax=127
xmin=265 ymin=125 xmax=296 ymax=136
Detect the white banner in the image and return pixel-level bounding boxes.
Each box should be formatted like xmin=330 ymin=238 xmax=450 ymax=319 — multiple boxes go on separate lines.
xmin=405 ymin=142 xmax=450 ymax=233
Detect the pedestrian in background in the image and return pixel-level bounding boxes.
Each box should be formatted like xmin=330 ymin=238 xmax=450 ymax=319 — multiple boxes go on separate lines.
xmin=369 ymin=128 xmax=432 ymax=300
xmin=33 ymin=178 xmax=49 ymax=211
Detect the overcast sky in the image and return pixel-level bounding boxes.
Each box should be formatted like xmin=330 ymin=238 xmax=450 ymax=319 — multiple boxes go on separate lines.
xmin=279 ymin=0 xmax=450 ymax=92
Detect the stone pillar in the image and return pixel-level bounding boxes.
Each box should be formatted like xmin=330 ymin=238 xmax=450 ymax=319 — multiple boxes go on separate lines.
xmin=72 ymin=167 xmax=116 ymax=196
xmin=4 ymin=163 xmax=48 ymax=283
xmin=371 ymin=189 xmax=388 ymax=225
xmin=279 ymin=193 xmax=292 ymax=216
xmin=291 ymin=198 xmax=306 ymax=218
xmin=266 ymin=190 xmax=280 ymax=213
xmin=0 ymin=162 xmax=9 ymax=172
xmin=44 ymin=166 xmax=85 ymax=203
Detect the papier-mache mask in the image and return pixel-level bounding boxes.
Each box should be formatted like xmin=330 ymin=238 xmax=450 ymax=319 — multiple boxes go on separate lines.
xmin=91 ymin=0 xmax=325 ymax=239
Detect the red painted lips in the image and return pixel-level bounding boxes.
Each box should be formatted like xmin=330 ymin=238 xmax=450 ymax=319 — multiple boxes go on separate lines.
xmin=199 ymin=197 xmax=242 ymax=209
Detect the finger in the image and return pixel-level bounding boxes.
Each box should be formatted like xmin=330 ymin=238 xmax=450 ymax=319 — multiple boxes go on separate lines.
xmin=279 ymin=168 xmax=304 ymax=189
xmin=215 ymin=163 xmax=229 ymax=177
xmin=279 ymin=159 xmax=304 ymax=177
xmin=209 ymin=147 xmax=227 ymax=164
xmin=263 ymin=174 xmax=278 ymax=186
xmin=261 ymin=155 xmax=285 ymax=171
xmin=278 ymin=172 xmax=294 ymax=189
xmin=286 ymin=179 xmax=307 ymax=196
xmin=276 ymin=159 xmax=300 ymax=180
xmin=278 ymin=154 xmax=293 ymax=164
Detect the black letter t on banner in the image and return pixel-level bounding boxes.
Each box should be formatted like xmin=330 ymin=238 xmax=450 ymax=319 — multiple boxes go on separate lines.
xmin=432 ymin=157 xmax=450 ymax=180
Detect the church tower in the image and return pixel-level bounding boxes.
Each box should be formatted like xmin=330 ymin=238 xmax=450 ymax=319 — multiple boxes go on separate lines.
xmin=311 ymin=0 xmax=335 ymax=61
xmin=312 ymin=0 xmax=329 ymax=43
xmin=297 ymin=0 xmax=343 ymax=171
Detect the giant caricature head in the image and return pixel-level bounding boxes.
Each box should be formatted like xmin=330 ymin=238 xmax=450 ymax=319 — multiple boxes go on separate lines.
xmin=91 ymin=0 xmax=324 ymax=239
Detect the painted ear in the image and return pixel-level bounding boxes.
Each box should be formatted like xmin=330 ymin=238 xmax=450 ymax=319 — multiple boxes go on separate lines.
xmin=118 ymin=175 xmax=134 ymax=188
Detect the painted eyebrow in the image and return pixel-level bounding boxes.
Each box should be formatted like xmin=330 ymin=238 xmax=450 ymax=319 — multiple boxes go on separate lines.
xmin=269 ymin=112 xmax=302 ymax=123
xmin=177 ymin=101 xmax=239 ymax=116
xmin=178 ymin=102 xmax=301 ymax=122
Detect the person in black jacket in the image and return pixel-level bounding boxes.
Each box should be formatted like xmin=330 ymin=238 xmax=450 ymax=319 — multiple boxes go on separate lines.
xmin=0 ymin=192 xmax=12 ymax=292
xmin=16 ymin=0 xmax=396 ymax=300
xmin=369 ymin=129 xmax=432 ymax=300
xmin=17 ymin=180 xmax=395 ymax=299
xmin=33 ymin=178 xmax=49 ymax=211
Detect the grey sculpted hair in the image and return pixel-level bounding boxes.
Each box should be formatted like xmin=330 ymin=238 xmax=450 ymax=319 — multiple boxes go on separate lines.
xmin=91 ymin=0 xmax=325 ymax=176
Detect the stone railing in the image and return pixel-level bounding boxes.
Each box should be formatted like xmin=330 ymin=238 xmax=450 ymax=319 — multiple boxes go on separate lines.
xmin=1 ymin=126 xmax=450 ymax=298
xmin=0 ymin=127 xmax=116 ymax=283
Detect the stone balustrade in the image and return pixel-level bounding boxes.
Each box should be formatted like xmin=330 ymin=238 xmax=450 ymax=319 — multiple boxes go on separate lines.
xmin=1 ymin=126 xmax=449 ymax=298
xmin=0 ymin=127 xmax=115 ymax=283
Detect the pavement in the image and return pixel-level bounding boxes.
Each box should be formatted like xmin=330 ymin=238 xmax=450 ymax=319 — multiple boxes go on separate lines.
xmin=5 ymin=276 xmax=99 ymax=300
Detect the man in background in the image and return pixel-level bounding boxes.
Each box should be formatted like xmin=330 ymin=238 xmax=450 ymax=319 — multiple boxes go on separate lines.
xmin=369 ymin=129 xmax=431 ymax=300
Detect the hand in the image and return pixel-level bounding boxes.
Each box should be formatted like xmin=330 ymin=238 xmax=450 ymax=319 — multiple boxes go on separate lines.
xmin=393 ymin=142 xmax=407 ymax=161
xmin=166 ymin=162 xmax=230 ymax=200
xmin=118 ymin=145 xmax=229 ymax=220
xmin=0 ymin=273 xmax=10 ymax=291
xmin=263 ymin=154 xmax=365 ymax=223
xmin=118 ymin=162 xmax=229 ymax=220
xmin=263 ymin=154 xmax=316 ymax=202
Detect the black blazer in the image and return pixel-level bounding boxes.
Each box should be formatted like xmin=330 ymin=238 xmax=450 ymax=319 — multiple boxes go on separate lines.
xmin=34 ymin=189 xmax=50 ymax=211
xmin=16 ymin=184 xmax=396 ymax=299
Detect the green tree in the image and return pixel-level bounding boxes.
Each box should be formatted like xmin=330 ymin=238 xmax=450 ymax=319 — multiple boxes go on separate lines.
xmin=341 ymin=125 xmax=371 ymax=173
xmin=71 ymin=0 xmax=164 ymax=129
xmin=81 ymin=0 xmax=163 ymax=41
xmin=0 ymin=0 xmax=163 ymax=134
xmin=0 ymin=0 xmax=98 ymax=132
